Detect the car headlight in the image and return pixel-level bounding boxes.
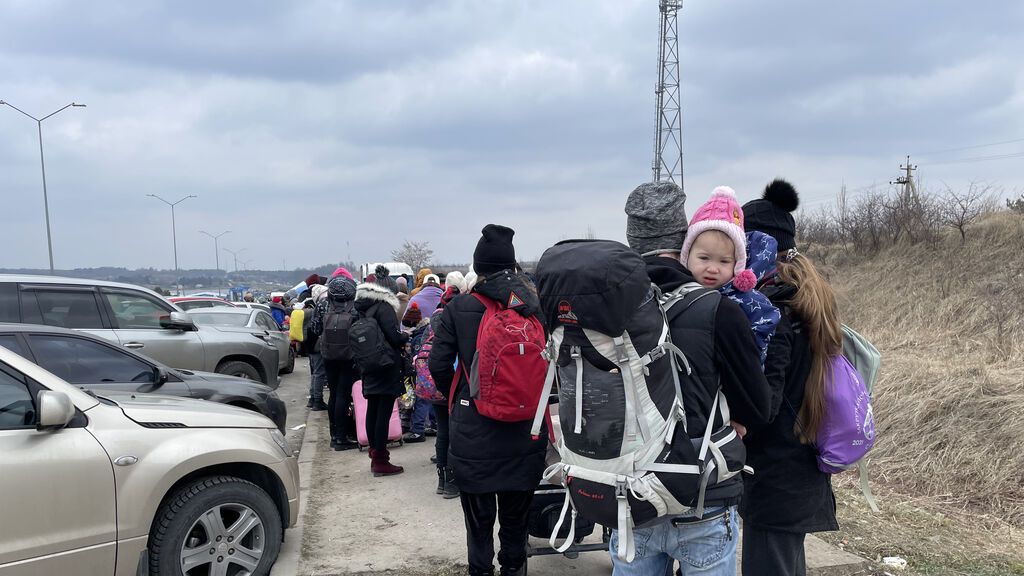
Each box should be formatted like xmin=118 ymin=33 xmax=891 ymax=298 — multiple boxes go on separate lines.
xmin=270 ymin=429 xmax=294 ymax=457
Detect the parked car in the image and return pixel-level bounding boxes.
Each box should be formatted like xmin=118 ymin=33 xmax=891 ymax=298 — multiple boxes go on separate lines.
xmin=0 ymin=345 xmax=298 ymax=575
xmin=167 ymin=296 xmax=236 ymax=311
xmin=231 ymin=301 xmax=273 ymax=314
xmin=0 ymin=275 xmax=279 ymax=387
xmin=0 ymin=323 xmax=287 ymax=431
xmin=187 ymin=308 xmax=295 ymax=375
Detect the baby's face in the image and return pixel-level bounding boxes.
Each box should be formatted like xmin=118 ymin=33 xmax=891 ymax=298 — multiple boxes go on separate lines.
xmin=686 ymin=231 xmax=736 ymax=289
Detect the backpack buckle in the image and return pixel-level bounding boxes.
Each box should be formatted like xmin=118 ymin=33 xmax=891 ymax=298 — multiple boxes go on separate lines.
xmin=615 ymin=479 xmax=628 ymax=499
xmin=647 ymin=345 xmax=666 ymax=362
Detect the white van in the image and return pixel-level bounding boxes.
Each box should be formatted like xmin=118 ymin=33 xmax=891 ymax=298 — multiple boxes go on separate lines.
xmin=358 ymin=262 xmax=414 ymax=281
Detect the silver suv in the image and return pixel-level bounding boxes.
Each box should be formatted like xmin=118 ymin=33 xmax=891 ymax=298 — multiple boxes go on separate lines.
xmin=0 ymin=275 xmax=279 ymax=387
xmin=0 ymin=345 xmax=299 ymax=575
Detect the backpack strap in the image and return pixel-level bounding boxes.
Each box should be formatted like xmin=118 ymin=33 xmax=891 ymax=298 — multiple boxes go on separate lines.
xmin=530 ymin=329 xmax=562 ymax=438
xmin=613 ymin=335 xmax=645 ymax=442
xmin=472 ymin=292 xmax=502 ymax=312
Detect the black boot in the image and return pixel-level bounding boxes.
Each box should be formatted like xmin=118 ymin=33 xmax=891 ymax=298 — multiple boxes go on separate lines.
xmin=499 ymin=563 xmax=526 ymax=576
xmin=443 ymin=466 xmax=460 ymax=499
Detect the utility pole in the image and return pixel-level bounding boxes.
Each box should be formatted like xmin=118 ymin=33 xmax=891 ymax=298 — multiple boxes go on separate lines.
xmin=891 ymin=155 xmax=918 ymax=202
xmin=652 ymin=0 xmax=684 ymax=189
xmin=890 ymin=155 xmax=921 ymax=241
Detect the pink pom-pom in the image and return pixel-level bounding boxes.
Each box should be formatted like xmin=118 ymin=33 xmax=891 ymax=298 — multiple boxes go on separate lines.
xmin=733 ymin=269 xmax=757 ymax=292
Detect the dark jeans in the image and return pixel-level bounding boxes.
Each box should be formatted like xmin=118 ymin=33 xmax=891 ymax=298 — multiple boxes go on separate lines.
xmin=741 ymin=524 xmax=807 ymax=576
xmin=459 ymin=490 xmax=533 ymax=576
xmin=365 ymin=394 xmax=397 ymax=451
xmin=308 ymin=351 xmax=326 ymax=403
xmin=433 ymin=403 xmax=451 ymax=466
xmin=324 ymin=359 xmax=358 ymax=442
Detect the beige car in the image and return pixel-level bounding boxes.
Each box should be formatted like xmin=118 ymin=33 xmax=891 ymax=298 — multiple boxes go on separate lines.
xmin=0 ymin=346 xmax=299 ymax=576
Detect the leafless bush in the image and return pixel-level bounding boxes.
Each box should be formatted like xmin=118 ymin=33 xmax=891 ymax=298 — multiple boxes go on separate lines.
xmin=940 ymin=183 xmax=999 ymax=244
xmin=798 ymin=184 xmax=998 ymax=251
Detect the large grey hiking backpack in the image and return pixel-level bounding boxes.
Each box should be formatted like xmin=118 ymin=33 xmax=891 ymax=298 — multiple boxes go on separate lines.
xmin=531 ymin=240 xmax=747 ymax=561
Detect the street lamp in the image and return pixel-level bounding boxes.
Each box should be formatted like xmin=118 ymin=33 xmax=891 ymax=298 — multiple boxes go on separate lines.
xmin=0 ymin=99 xmax=86 ymax=272
xmin=200 ymin=230 xmax=230 ymax=296
xmin=223 ymin=247 xmax=246 ymax=273
xmin=147 ymin=194 xmax=196 ymax=294
xmin=199 ymin=230 xmax=230 ymax=271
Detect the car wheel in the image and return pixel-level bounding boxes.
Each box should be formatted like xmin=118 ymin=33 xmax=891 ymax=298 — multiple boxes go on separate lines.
xmin=217 ymin=360 xmax=262 ymax=382
xmin=280 ymin=347 xmax=295 ymax=375
xmin=148 ymin=475 xmax=282 ymax=576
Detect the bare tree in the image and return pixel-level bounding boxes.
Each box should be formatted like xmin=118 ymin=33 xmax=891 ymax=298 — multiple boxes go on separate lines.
xmin=391 ymin=240 xmax=434 ymax=271
xmin=940 ymin=183 xmax=996 ymax=244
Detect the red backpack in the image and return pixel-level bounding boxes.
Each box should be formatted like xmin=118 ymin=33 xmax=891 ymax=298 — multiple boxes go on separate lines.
xmin=451 ymin=293 xmax=547 ymax=422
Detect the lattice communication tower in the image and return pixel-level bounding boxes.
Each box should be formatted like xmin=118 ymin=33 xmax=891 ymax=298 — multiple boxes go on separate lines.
xmin=652 ymin=0 xmax=684 ymax=189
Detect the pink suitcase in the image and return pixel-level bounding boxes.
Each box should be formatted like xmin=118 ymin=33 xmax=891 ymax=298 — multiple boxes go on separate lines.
xmin=352 ymin=380 xmax=404 ymax=450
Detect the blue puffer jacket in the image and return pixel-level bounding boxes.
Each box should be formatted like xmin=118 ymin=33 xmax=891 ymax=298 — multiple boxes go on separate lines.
xmin=717 ymin=231 xmax=781 ymax=365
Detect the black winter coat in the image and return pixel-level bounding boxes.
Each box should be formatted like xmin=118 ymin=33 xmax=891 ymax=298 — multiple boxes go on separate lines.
xmin=644 ymin=255 xmax=772 ymax=507
xmin=740 ymin=278 xmax=839 ymax=534
xmin=428 ymin=271 xmax=548 ymax=494
xmin=353 ymin=283 xmax=409 ymax=397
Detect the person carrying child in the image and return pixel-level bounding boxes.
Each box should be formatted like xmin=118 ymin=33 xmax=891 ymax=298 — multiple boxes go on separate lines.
xmin=616 ymin=181 xmax=773 ymax=576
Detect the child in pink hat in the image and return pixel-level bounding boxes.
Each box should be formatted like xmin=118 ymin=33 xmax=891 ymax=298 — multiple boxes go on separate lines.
xmin=681 ymin=186 xmax=780 ymax=364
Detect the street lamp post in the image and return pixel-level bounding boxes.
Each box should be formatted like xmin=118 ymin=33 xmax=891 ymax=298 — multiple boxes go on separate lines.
xmin=147 ymin=194 xmax=196 ymax=295
xmin=0 ymin=99 xmax=86 ymax=272
xmin=223 ymin=247 xmax=246 ymax=273
xmin=200 ymin=230 xmax=230 ymax=296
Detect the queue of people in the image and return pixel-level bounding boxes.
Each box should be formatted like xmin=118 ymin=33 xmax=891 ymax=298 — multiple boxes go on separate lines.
xmin=295 ymin=177 xmax=844 ymax=576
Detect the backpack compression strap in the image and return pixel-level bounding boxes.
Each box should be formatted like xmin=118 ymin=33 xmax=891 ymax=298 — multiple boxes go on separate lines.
xmin=530 ymin=334 xmax=560 ymax=439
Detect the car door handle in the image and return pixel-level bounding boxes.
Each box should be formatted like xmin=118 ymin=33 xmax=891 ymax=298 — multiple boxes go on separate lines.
xmin=123 ymin=342 xmax=145 ymax=349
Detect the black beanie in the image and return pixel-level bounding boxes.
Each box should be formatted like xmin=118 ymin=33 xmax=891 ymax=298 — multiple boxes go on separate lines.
xmin=742 ymin=179 xmax=800 ymax=251
xmin=473 ymin=224 xmax=517 ymax=275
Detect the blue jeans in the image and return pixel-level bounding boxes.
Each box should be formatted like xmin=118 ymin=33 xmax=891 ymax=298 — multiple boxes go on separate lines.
xmin=308 ymin=352 xmax=326 ymax=402
xmin=410 ymin=399 xmax=436 ymax=435
xmin=609 ymin=506 xmax=737 ymax=576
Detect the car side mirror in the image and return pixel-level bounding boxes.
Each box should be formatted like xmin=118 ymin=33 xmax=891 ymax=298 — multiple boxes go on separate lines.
xmin=154 ymin=366 xmax=169 ymax=386
xmin=37 ymin=390 xmax=75 ymax=430
xmin=161 ymin=311 xmax=197 ymax=331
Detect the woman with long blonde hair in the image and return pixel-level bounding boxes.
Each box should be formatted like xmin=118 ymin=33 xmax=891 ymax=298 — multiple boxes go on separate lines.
xmin=739 ymin=180 xmax=841 ymax=576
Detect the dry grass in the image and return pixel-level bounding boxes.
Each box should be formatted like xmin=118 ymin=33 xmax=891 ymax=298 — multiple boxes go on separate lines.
xmin=820 ymin=479 xmax=1024 ymax=575
xmin=806 ymin=211 xmax=1024 ymax=525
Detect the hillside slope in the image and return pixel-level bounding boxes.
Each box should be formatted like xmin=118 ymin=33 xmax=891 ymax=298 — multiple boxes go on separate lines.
xmin=813 ymin=211 xmax=1024 ymax=523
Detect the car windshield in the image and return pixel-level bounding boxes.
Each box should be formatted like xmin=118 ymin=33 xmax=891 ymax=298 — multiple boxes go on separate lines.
xmin=189 ymin=312 xmax=250 ymax=327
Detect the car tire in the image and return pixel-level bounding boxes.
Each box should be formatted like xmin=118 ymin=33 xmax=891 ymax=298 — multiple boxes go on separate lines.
xmin=148 ymin=475 xmax=282 ymax=576
xmin=217 ymin=360 xmax=262 ymax=382
xmin=280 ymin=347 xmax=295 ymax=375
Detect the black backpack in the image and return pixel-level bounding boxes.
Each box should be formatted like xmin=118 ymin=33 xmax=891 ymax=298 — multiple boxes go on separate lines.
xmin=321 ymin=300 xmax=355 ymax=361
xmin=349 ymin=306 xmax=395 ymax=372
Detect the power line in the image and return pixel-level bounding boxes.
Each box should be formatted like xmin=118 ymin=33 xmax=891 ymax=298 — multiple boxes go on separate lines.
xmin=919 ymin=151 xmax=1024 ymax=167
xmin=915 ymin=137 xmax=1024 ymax=157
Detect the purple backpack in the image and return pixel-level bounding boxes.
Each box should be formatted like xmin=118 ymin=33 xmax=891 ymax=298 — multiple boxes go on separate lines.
xmin=816 ymin=354 xmax=875 ymax=474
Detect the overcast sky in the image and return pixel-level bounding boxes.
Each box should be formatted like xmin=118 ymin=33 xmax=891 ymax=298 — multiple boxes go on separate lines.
xmin=2 ymin=0 xmax=1022 ymax=271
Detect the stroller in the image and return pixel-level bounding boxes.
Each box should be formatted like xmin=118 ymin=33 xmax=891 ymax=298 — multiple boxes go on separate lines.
xmin=525 ymin=395 xmax=611 ymax=560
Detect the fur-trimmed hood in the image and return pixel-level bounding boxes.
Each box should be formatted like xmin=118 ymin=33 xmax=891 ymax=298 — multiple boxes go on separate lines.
xmin=354 ymin=282 xmax=401 ymax=314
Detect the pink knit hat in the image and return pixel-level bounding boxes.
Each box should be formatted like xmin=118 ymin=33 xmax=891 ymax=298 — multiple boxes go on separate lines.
xmin=331 ymin=267 xmax=354 ymax=280
xmin=680 ymin=186 xmax=757 ymax=292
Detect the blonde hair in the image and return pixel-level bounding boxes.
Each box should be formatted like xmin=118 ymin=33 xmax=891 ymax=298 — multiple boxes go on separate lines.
xmin=776 ymin=252 xmax=842 ymax=444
